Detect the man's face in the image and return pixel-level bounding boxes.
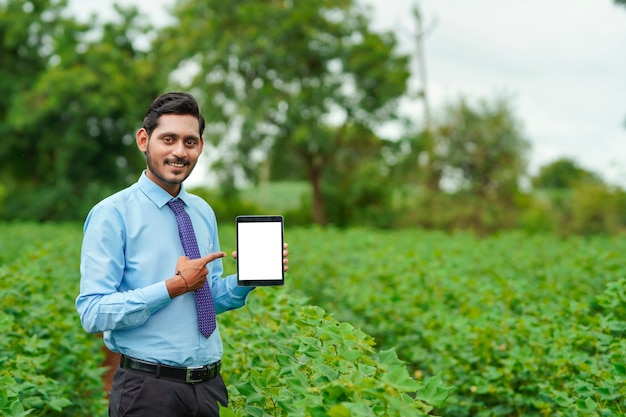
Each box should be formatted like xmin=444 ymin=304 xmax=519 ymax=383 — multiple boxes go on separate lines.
xmin=136 ymin=114 xmax=204 ymax=196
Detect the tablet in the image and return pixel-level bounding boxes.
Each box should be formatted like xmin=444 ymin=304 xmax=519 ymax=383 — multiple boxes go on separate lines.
xmin=236 ymin=215 xmax=284 ymax=286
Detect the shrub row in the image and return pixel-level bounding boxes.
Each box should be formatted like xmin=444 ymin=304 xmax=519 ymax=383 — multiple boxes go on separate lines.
xmin=0 ymin=223 xmax=107 ymax=417
xmin=219 ymin=291 xmax=450 ymax=416
xmin=0 ymin=223 xmax=440 ymax=416
xmin=281 ymin=227 xmax=626 ymax=416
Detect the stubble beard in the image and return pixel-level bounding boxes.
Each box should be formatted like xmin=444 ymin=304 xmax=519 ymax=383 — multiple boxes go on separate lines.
xmin=145 ymin=150 xmax=195 ymax=188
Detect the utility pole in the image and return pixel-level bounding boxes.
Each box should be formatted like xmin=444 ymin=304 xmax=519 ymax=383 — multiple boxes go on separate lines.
xmin=404 ymin=2 xmax=441 ymax=191
xmin=413 ymin=3 xmax=432 ymax=131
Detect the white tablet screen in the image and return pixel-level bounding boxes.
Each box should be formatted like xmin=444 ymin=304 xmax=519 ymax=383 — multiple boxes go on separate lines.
xmin=236 ymin=216 xmax=284 ymax=286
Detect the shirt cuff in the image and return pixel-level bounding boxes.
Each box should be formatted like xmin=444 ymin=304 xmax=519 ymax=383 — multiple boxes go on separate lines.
xmin=230 ymin=275 xmax=255 ymax=298
xmin=143 ymin=280 xmax=172 ymax=311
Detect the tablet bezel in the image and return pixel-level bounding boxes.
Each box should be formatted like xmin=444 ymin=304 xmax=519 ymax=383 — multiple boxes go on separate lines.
xmin=236 ymin=215 xmax=285 ymax=286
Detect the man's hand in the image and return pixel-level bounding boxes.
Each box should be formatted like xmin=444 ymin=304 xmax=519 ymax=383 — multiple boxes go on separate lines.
xmin=166 ymin=252 xmax=226 ymax=298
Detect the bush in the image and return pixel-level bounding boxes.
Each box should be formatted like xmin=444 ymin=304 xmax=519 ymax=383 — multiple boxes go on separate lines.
xmin=0 ymin=223 xmax=442 ymax=416
xmin=219 ymin=291 xmax=451 ymax=416
xmin=282 ymin=227 xmax=626 ymax=416
xmin=397 ymin=191 xmax=521 ymax=234
xmin=189 ymin=187 xmax=264 ymax=225
xmin=190 ymin=184 xmax=314 ymax=227
xmin=0 ymin=181 xmax=122 ymax=222
xmin=521 ymin=184 xmax=626 ymax=236
xmin=0 ymin=223 xmax=107 ymax=417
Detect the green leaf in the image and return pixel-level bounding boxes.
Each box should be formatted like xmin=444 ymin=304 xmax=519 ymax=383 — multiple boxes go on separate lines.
xmin=218 ymin=404 xmax=241 ymax=417
xmin=327 ymin=404 xmax=351 ymax=417
xmin=577 ymin=397 xmax=598 ymax=411
xmin=8 ymin=400 xmax=33 ymax=417
xmin=416 ymin=375 xmax=453 ymax=408
xmin=242 ymin=405 xmax=263 ymax=417
xmin=48 ymin=397 xmax=72 ymax=412
xmin=0 ymin=312 xmax=14 ymax=333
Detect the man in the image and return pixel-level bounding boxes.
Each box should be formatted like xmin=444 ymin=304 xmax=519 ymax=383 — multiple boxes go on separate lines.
xmin=76 ymin=92 xmax=288 ymax=416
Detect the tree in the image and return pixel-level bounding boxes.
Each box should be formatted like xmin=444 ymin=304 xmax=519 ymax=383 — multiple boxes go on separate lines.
xmin=322 ymin=124 xmax=397 ymax=228
xmin=433 ymin=96 xmax=530 ymax=201
xmin=532 ymin=158 xmax=602 ymax=190
xmin=0 ymin=0 xmax=71 ymax=154
xmin=403 ymin=96 xmax=531 ymax=233
xmin=0 ymin=3 xmax=163 ymax=220
xmin=526 ymin=158 xmax=616 ymax=235
xmin=157 ymin=0 xmax=410 ymax=224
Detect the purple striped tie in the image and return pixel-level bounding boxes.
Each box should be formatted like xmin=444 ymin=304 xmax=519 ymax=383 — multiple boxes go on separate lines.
xmin=167 ymin=199 xmax=216 ymax=337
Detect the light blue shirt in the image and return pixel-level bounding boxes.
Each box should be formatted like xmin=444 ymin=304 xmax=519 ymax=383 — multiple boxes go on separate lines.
xmin=76 ymin=172 xmax=253 ymax=367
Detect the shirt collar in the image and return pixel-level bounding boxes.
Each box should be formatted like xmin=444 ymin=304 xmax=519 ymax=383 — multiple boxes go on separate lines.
xmin=137 ymin=170 xmax=191 ymax=208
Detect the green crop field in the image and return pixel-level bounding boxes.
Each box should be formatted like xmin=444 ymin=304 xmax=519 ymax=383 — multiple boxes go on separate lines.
xmin=1 ymin=223 xmax=625 ymax=416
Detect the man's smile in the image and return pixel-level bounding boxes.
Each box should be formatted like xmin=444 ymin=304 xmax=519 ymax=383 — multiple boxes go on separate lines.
xmin=166 ymin=161 xmax=188 ymax=168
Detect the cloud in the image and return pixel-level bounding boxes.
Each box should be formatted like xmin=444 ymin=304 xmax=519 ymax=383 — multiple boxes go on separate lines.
xmin=370 ymin=0 xmax=626 ymax=184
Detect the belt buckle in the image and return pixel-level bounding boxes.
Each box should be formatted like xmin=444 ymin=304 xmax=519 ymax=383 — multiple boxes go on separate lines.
xmin=186 ymin=366 xmax=206 ymax=383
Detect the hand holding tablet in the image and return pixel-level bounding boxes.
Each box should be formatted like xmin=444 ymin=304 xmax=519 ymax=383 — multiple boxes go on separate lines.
xmin=236 ymin=215 xmax=285 ymax=286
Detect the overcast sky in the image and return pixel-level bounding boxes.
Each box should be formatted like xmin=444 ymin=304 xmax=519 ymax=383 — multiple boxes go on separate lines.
xmin=70 ymin=0 xmax=626 ymax=186
xmin=378 ymin=0 xmax=626 ymax=187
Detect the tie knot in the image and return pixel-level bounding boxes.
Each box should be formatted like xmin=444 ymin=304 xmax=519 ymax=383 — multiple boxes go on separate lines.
xmin=167 ymin=199 xmax=185 ymax=215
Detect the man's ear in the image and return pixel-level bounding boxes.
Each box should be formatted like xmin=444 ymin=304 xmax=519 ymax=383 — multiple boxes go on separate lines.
xmin=136 ymin=128 xmax=149 ymax=153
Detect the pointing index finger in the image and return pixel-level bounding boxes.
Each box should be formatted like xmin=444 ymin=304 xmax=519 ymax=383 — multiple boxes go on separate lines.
xmin=200 ymin=251 xmax=226 ymax=265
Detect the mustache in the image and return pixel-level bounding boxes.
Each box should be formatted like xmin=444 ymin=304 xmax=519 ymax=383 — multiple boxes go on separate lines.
xmin=165 ymin=158 xmax=190 ymax=165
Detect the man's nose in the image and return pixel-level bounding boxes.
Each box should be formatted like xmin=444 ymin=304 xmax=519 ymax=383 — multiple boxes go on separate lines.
xmin=171 ymin=141 xmax=187 ymax=158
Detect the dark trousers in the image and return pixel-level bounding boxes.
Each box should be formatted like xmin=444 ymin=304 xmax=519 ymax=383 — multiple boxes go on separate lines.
xmin=108 ymin=367 xmax=228 ymax=417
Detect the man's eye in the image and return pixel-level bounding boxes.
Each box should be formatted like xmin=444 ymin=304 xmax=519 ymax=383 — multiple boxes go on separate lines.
xmin=186 ymin=139 xmax=197 ymax=146
xmin=163 ymin=137 xmax=173 ymax=142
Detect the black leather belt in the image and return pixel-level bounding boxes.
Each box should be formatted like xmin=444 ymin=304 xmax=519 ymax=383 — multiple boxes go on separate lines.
xmin=120 ymin=355 xmax=221 ymax=383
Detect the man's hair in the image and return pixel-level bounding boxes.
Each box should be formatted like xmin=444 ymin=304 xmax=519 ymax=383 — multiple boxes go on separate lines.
xmin=142 ymin=92 xmax=206 ymax=137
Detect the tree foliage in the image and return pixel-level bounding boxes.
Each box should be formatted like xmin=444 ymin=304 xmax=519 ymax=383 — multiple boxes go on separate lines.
xmin=394 ymin=96 xmax=531 ymax=234
xmin=532 ymin=158 xmax=602 ymax=190
xmin=0 ymin=0 xmax=72 ymax=151
xmin=157 ymin=0 xmax=410 ymax=224
xmin=523 ymin=158 xmax=623 ymax=235
xmin=0 ymin=2 xmax=163 ymax=220
xmin=321 ymin=124 xmax=397 ymax=228
xmin=0 ymin=1 xmax=622 ymax=235
xmin=433 ymin=96 xmax=530 ymax=200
